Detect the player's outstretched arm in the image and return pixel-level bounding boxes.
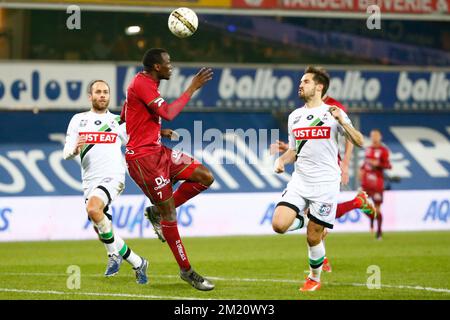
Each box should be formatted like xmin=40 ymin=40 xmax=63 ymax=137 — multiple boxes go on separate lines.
xmin=341 ymin=123 xmax=364 ymax=148
xmin=185 ymin=67 xmax=213 ymax=96
xmin=151 ymin=68 xmax=213 ymax=121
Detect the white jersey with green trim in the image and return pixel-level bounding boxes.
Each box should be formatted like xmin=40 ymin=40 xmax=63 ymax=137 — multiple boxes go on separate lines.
xmin=287 ymin=103 xmax=352 ymax=184
xmin=63 ymin=110 xmax=127 ymax=189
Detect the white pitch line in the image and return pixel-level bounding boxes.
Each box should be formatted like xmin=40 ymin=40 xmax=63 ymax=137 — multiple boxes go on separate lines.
xmin=1 ymin=272 xmax=449 ymax=294
xmin=205 ymin=276 xmax=450 ymax=294
xmin=0 ymin=288 xmax=214 ymax=300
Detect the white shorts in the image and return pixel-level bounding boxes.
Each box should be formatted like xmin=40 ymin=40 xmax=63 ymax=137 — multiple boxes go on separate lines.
xmin=277 ymin=175 xmax=340 ymax=229
xmin=83 ymin=177 xmax=125 ymax=208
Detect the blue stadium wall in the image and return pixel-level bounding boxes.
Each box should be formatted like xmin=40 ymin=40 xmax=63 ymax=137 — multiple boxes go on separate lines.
xmin=1 ymin=111 xmax=450 ymax=196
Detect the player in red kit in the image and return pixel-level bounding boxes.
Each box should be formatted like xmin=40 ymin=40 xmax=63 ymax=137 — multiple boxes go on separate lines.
xmin=360 ymin=129 xmax=391 ymax=240
xmin=121 ymin=48 xmax=215 ymax=291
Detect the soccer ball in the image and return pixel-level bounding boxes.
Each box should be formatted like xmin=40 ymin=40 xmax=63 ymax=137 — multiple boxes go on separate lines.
xmin=168 ymin=7 xmax=198 ymax=38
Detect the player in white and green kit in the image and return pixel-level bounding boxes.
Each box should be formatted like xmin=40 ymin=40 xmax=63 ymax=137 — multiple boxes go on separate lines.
xmin=272 ymin=66 xmax=364 ymax=291
xmin=63 ymin=80 xmax=148 ymax=284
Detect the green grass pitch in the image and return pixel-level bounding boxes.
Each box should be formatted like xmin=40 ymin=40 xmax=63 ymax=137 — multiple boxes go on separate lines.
xmin=0 ymin=231 xmax=449 ymax=300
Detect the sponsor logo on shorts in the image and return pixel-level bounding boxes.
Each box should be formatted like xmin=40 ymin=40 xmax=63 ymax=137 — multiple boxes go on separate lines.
xmin=154 ymin=176 xmax=170 ymax=191
xmin=79 ymin=132 xmax=118 ymax=144
xmin=172 ymin=150 xmax=182 ymax=162
xmin=293 ymin=127 xmax=331 ymax=140
xmin=318 ymin=203 xmax=333 ymax=216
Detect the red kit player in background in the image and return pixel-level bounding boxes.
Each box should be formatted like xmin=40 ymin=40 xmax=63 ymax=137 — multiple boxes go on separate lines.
xmin=360 ymin=129 xmax=391 ymax=240
xmin=121 ymin=48 xmax=215 ymax=291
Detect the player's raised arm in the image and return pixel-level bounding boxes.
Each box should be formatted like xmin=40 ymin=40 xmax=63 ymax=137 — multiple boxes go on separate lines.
xmin=185 ymin=67 xmax=213 ymax=96
xmin=143 ymin=67 xmax=213 ymax=121
xmin=159 ymin=67 xmax=213 ymax=121
xmin=329 ymin=106 xmax=364 ymax=148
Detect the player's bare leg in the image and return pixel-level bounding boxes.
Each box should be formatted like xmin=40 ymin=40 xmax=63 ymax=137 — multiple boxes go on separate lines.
xmin=375 ymin=203 xmax=383 ymax=240
xmin=87 ymin=196 xmax=122 ymax=276
xmin=288 ymin=209 xmax=331 ymax=273
xmin=86 ymin=196 xmax=107 ymax=223
xmin=272 ymin=205 xmax=299 ymax=234
xmin=274 ymin=206 xmax=328 ymax=273
xmin=300 ymin=220 xmax=325 ymax=291
xmin=156 ymin=197 xmax=214 ymax=291
xmin=87 ymin=196 xmax=147 ymax=283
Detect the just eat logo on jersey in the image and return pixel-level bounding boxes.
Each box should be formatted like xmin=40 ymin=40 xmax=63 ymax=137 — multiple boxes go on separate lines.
xmin=293 ymin=127 xmax=331 ymax=140
xmin=79 ymin=132 xmax=118 ymax=144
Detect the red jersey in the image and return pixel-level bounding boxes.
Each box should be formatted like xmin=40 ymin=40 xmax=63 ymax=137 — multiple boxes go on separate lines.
xmin=323 ymin=96 xmax=347 ymax=112
xmin=122 ymin=72 xmax=190 ymax=160
xmin=122 ymin=72 xmax=163 ymax=159
xmin=360 ymin=144 xmax=391 ymax=191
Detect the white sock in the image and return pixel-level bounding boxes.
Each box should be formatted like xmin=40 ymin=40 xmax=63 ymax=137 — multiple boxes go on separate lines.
xmin=308 ymin=241 xmax=325 ymax=282
xmin=102 ymin=243 xmax=109 ymax=254
xmin=95 ymin=215 xmax=118 ymax=255
xmin=287 ymin=214 xmax=309 ymax=231
xmin=115 ymin=235 xmax=143 ymax=269
xmin=287 ymin=218 xmax=302 ymax=231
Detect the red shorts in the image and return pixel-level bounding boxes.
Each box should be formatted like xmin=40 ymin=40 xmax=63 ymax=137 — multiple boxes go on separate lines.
xmin=127 ymin=145 xmax=200 ymax=204
xmin=365 ymin=189 xmax=384 ymax=205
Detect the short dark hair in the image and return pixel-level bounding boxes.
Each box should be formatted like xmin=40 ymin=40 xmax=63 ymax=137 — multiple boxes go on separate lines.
xmin=142 ymin=48 xmax=168 ymax=71
xmin=87 ymin=80 xmax=110 ymax=94
xmin=304 ymin=66 xmax=330 ymax=97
